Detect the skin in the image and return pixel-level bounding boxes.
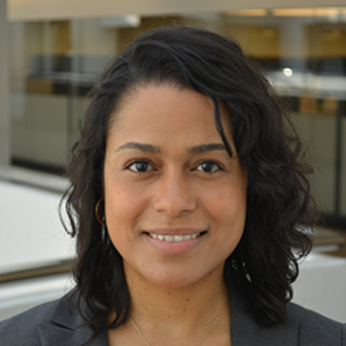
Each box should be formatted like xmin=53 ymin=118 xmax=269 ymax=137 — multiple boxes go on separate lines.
xmin=104 ymin=84 xmax=247 ymax=346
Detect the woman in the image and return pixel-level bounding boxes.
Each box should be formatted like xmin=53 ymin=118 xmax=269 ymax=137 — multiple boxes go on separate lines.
xmin=0 ymin=27 xmax=345 ymax=346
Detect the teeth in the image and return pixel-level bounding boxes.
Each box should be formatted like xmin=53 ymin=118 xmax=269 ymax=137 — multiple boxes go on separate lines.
xmin=148 ymin=233 xmax=202 ymax=242
xmin=165 ymin=235 xmax=174 ymax=242
xmin=174 ymin=235 xmax=184 ymax=242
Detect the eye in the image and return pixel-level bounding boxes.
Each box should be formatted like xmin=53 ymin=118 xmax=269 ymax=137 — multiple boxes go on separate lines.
xmin=127 ymin=160 xmax=153 ymax=173
xmin=196 ymin=161 xmax=222 ymax=173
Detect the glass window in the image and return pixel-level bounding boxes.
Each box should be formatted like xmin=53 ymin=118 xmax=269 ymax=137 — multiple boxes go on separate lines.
xmin=8 ymin=7 xmax=346 ymax=224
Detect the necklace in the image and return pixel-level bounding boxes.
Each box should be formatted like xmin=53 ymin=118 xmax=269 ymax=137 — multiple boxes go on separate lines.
xmin=130 ymin=303 xmax=227 ymax=346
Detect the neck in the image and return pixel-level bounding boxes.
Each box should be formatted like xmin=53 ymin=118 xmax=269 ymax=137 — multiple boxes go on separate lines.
xmin=124 ymin=261 xmax=230 ymax=342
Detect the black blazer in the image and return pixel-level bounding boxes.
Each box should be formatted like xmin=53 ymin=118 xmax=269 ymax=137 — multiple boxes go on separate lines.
xmin=0 ymin=289 xmax=345 ymax=345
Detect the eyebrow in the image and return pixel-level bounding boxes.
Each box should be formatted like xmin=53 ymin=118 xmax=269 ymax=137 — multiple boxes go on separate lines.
xmin=116 ymin=142 xmax=161 ymax=154
xmin=187 ymin=143 xmax=226 ymax=154
xmin=115 ymin=142 xmax=227 ymax=155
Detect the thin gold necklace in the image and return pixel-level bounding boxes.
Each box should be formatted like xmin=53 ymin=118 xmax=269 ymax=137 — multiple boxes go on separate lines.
xmin=130 ymin=303 xmax=227 ymax=346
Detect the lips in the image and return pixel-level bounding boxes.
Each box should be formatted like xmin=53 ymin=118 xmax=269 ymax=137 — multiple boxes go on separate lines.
xmin=148 ymin=232 xmax=203 ymax=242
xmin=143 ymin=229 xmax=207 ymax=255
xmin=143 ymin=229 xmax=208 ymax=252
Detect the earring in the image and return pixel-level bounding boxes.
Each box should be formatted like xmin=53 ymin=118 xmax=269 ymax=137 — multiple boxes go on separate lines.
xmin=95 ymin=197 xmax=106 ymax=225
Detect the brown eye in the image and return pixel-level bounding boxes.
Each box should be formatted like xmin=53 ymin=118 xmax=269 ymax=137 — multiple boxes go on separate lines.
xmin=196 ymin=161 xmax=221 ymax=173
xmin=128 ymin=161 xmax=152 ymax=173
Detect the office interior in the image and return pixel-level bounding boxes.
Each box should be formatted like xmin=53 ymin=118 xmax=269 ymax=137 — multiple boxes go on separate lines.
xmin=0 ymin=0 xmax=346 ymax=321
xmin=2 ymin=2 xmax=346 ymax=225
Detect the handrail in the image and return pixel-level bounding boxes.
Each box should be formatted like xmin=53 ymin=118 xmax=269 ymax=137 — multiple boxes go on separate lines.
xmin=0 ymin=259 xmax=74 ymax=283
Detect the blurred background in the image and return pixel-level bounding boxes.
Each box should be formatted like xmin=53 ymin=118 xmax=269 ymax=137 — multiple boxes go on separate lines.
xmin=0 ymin=0 xmax=346 ymax=323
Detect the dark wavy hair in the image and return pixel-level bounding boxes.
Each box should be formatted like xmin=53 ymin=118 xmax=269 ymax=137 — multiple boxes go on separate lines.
xmin=62 ymin=26 xmax=315 ymax=339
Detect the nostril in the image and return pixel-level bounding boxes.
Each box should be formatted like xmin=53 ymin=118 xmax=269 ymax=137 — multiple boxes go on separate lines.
xmin=151 ymin=173 xmax=197 ymax=217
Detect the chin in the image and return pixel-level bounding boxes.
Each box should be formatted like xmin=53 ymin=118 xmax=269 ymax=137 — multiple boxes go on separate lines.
xmin=145 ymin=266 xmax=222 ymax=290
xmin=149 ymin=276 xmax=201 ymax=290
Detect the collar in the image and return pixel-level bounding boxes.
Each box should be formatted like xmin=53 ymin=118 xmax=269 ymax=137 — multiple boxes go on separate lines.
xmin=37 ymin=288 xmax=298 ymax=346
xmin=230 ymin=288 xmax=298 ymax=346
xmin=37 ymin=291 xmax=108 ymax=346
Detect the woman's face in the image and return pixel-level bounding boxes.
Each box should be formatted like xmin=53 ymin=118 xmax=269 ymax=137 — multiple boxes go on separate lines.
xmin=104 ymin=84 xmax=247 ymax=289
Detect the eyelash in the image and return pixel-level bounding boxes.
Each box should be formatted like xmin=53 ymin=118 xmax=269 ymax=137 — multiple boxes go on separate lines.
xmin=195 ymin=160 xmax=223 ymax=173
xmin=126 ymin=160 xmax=223 ymax=174
xmin=126 ymin=160 xmax=155 ymax=173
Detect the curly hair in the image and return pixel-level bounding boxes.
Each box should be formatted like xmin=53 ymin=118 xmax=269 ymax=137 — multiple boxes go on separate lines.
xmin=62 ymin=26 xmax=315 ymax=339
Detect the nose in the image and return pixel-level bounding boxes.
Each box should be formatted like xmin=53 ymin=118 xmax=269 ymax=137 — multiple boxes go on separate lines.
xmin=152 ymin=170 xmax=197 ymax=217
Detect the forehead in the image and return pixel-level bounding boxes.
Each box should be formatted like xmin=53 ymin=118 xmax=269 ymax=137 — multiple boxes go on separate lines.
xmin=107 ymin=84 xmax=233 ymax=147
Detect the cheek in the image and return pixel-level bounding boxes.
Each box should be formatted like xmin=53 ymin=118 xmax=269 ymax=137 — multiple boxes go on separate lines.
xmin=104 ymin=180 xmax=149 ymax=231
xmin=206 ymin=184 xmax=247 ymax=221
xmin=104 ymin=185 xmax=141 ymax=256
xmin=210 ymin=185 xmax=247 ymax=245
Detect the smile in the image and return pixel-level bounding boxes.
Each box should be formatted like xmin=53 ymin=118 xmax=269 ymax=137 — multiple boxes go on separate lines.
xmin=147 ymin=232 xmax=204 ymax=242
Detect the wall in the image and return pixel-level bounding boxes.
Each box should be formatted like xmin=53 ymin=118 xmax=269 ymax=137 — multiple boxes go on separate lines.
xmin=8 ymin=0 xmax=346 ymax=21
xmin=0 ymin=0 xmax=10 ymax=165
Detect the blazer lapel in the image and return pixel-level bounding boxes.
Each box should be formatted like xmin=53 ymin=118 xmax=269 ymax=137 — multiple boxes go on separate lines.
xmin=37 ymin=287 xmax=299 ymax=346
xmin=230 ymin=289 xmax=298 ymax=346
xmin=37 ymin=292 xmax=108 ymax=346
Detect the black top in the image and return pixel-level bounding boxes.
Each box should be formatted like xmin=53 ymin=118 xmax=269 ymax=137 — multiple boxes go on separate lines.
xmin=0 ymin=288 xmax=345 ymax=346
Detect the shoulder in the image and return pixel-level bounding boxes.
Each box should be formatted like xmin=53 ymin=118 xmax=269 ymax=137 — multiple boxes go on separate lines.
xmin=287 ymin=302 xmax=346 ymax=345
xmin=0 ymin=290 xmax=107 ymax=346
xmin=230 ymin=286 xmax=345 ymax=346
xmin=0 ymin=290 xmax=84 ymax=346
xmin=0 ymin=297 xmax=61 ymax=346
